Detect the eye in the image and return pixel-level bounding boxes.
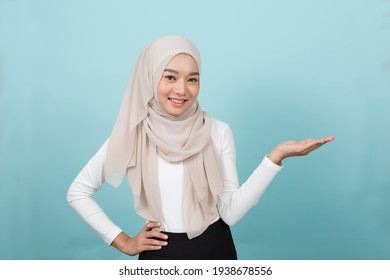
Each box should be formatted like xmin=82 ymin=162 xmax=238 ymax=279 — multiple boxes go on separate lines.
xmin=188 ymin=77 xmax=198 ymax=83
xmin=165 ymin=75 xmax=176 ymax=81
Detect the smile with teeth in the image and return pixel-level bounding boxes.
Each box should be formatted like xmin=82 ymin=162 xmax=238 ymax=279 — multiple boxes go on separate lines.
xmin=168 ymin=98 xmax=187 ymax=105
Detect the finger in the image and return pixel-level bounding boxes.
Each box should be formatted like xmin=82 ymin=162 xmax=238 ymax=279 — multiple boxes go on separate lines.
xmin=321 ymin=136 xmax=336 ymax=142
xmin=301 ymin=136 xmax=335 ymax=145
xmin=139 ymin=234 xmax=168 ymax=246
xmin=299 ymin=142 xmax=325 ymax=155
xmin=144 ymin=221 xmax=162 ymax=231
xmin=301 ymin=139 xmax=324 ymax=149
xmin=298 ymin=136 xmax=335 ymax=155
xmin=310 ymin=141 xmax=327 ymax=149
xmin=299 ymin=139 xmax=317 ymax=145
xmin=138 ymin=233 xmax=168 ymax=249
xmin=304 ymin=144 xmax=324 ymax=154
xmin=141 ymin=223 xmax=169 ymax=240
xmin=140 ymin=245 xmax=164 ymax=251
xmin=307 ymin=140 xmax=331 ymax=153
xmin=145 ymin=230 xmax=169 ymax=240
xmin=142 ymin=237 xmax=168 ymax=247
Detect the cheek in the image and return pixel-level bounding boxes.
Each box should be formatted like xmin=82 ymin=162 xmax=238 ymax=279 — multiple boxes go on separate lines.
xmin=157 ymin=82 xmax=169 ymax=101
xmin=190 ymin=85 xmax=200 ymax=99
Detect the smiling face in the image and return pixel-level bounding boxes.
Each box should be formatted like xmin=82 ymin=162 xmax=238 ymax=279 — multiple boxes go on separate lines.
xmin=157 ymin=54 xmax=200 ymax=117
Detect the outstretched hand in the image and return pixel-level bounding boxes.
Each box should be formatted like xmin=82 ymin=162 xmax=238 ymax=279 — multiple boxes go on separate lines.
xmin=267 ymin=136 xmax=336 ymax=165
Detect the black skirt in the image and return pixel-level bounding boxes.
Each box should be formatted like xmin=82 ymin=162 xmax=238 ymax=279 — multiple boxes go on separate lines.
xmin=138 ymin=219 xmax=237 ymax=260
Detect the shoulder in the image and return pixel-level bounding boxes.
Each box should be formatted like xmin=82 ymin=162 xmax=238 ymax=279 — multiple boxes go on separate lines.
xmin=211 ymin=117 xmax=230 ymax=136
xmin=209 ymin=117 xmax=234 ymax=153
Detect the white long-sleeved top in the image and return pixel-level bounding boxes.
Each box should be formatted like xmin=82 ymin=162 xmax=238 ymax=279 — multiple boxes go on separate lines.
xmin=66 ymin=118 xmax=282 ymax=245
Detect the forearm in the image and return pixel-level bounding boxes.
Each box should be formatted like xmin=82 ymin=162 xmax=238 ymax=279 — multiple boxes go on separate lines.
xmin=218 ymin=156 xmax=282 ymax=225
xmin=67 ymin=182 xmax=123 ymax=245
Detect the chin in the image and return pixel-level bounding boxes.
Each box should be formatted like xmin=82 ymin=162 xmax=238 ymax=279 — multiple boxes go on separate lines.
xmin=169 ymin=110 xmax=185 ymax=117
xmin=168 ymin=107 xmax=189 ymax=117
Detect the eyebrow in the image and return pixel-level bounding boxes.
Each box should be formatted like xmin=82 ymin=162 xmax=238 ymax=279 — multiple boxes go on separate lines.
xmin=164 ymin=68 xmax=199 ymax=76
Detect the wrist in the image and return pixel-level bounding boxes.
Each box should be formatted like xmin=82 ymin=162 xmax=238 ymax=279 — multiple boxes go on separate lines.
xmin=111 ymin=232 xmax=132 ymax=253
xmin=267 ymin=149 xmax=284 ymax=166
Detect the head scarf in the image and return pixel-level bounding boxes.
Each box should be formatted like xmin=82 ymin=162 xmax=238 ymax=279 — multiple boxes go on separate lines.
xmin=104 ymin=35 xmax=223 ymax=239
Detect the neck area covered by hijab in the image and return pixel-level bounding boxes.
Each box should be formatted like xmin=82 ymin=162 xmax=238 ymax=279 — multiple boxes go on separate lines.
xmin=104 ymin=35 xmax=224 ymax=239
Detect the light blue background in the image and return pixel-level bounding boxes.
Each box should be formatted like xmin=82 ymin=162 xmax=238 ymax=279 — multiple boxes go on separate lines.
xmin=1 ymin=0 xmax=389 ymax=259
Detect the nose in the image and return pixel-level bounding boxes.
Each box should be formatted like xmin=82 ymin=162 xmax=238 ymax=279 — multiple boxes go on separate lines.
xmin=174 ymin=79 xmax=186 ymax=96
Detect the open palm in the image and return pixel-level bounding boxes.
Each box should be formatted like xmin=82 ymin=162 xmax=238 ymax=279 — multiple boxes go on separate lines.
xmin=268 ymin=136 xmax=335 ymax=165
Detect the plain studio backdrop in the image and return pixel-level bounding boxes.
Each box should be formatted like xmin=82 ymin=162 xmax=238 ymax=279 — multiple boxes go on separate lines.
xmin=0 ymin=0 xmax=389 ymax=260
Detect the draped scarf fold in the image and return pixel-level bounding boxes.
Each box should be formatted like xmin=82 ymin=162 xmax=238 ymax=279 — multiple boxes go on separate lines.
xmin=104 ymin=35 xmax=223 ymax=239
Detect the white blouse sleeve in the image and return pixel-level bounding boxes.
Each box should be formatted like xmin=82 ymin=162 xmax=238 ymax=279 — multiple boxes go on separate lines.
xmin=216 ymin=124 xmax=282 ymax=226
xmin=66 ymin=139 xmax=122 ymax=245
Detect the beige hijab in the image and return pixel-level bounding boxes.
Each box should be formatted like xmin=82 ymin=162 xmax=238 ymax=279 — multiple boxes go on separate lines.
xmin=104 ymin=35 xmax=223 ymax=239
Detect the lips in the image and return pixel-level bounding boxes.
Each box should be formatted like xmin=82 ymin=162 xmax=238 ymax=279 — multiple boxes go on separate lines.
xmin=168 ymin=97 xmax=187 ymax=105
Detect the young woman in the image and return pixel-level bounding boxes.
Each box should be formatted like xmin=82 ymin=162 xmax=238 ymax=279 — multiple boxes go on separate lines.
xmin=66 ymin=35 xmax=335 ymax=260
